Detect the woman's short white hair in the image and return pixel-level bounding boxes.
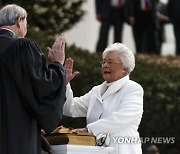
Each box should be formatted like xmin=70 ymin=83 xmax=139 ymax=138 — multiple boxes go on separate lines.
xmin=0 ymin=4 xmax=27 ymax=26
xmin=102 ymin=43 xmax=135 ymax=74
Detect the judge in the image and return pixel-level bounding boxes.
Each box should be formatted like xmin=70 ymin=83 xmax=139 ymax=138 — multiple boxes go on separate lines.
xmin=64 ymin=43 xmax=144 ymax=154
xmin=0 ymin=4 xmax=66 ymax=154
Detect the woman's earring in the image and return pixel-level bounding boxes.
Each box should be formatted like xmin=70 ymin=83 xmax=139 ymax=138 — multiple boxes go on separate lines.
xmin=122 ymin=70 xmax=126 ymax=76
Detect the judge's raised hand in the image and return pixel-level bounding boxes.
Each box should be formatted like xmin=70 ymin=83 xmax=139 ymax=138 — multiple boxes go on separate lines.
xmin=64 ymin=58 xmax=79 ymax=84
xmin=47 ymin=36 xmax=65 ymax=65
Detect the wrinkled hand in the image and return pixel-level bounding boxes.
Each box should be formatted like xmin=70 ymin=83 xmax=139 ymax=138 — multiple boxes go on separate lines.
xmin=73 ymin=127 xmax=88 ymax=132
xmin=64 ymin=58 xmax=79 ymax=84
xmin=47 ymin=36 xmax=65 ymax=65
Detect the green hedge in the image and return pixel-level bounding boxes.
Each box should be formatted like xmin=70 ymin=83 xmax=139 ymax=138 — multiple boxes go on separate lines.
xmin=64 ymin=45 xmax=180 ymax=154
xmin=132 ymin=60 xmax=180 ymax=154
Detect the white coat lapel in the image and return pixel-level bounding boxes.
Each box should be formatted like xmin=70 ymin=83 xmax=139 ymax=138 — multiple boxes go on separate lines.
xmin=87 ymin=83 xmax=106 ymax=124
xmin=102 ymin=75 xmax=129 ymax=100
xmin=87 ymin=76 xmax=129 ymax=124
xmin=87 ymin=100 xmax=103 ymax=124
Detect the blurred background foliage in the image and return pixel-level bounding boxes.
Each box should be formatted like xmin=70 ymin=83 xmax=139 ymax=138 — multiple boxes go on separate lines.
xmin=0 ymin=0 xmax=179 ymax=154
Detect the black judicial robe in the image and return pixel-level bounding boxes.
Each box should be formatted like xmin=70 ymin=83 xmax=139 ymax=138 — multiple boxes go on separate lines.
xmin=0 ymin=29 xmax=66 ymax=154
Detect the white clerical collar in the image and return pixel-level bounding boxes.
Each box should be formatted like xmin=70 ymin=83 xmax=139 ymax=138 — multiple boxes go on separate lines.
xmin=0 ymin=28 xmax=15 ymax=35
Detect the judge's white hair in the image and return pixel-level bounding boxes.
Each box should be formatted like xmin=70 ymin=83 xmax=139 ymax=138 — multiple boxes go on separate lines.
xmin=102 ymin=43 xmax=135 ymax=74
xmin=0 ymin=4 xmax=27 ymax=26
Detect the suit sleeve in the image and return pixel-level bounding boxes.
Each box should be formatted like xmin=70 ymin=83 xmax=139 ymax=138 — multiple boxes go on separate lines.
xmin=95 ymin=0 xmax=103 ymax=15
xmin=87 ymin=83 xmax=144 ymax=136
xmin=12 ymin=39 xmax=66 ymax=133
xmin=125 ymin=0 xmax=135 ymax=17
xmin=167 ymin=0 xmax=173 ymax=21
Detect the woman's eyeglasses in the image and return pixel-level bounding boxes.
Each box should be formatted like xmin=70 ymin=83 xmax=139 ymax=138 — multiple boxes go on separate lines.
xmin=100 ymin=61 xmax=122 ymax=66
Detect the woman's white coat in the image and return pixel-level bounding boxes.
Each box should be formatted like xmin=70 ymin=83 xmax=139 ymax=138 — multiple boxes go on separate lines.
xmin=63 ymin=75 xmax=144 ymax=154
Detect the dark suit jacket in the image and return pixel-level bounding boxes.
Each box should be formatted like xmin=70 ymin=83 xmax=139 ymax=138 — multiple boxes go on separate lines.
xmin=125 ymin=0 xmax=158 ymax=28
xmin=95 ymin=0 xmax=112 ymax=19
xmin=167 ymin=0 xmax=180 ymax=25
xmin=0 ymin=29 xmax=65 ymax=154
xmin=95 ymin=0 xmax=124 ymax=20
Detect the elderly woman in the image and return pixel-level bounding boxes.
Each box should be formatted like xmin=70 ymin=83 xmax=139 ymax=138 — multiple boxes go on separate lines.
xmin=64 ymin=43 xmax=144 ymax=154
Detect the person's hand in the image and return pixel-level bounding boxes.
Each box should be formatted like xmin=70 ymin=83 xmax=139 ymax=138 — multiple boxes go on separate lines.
xmin=128 ymin=16 xmax=135 ymax=25
xmin=64 ymin=58 xmax=79 ymax=84
xmin=96 ymin=13 xmax=102 ymax=21
xmin=47 ymin=36 xmax=65 ymax=65
xmin=73 ymin=127 xmax=88 ymax=132
xmin=156 ymin=12 xmax=169 ymax=21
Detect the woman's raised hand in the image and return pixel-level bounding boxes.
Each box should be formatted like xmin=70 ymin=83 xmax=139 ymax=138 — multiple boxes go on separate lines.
xmin=64 ymin=58 xmax=79 ymax=84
